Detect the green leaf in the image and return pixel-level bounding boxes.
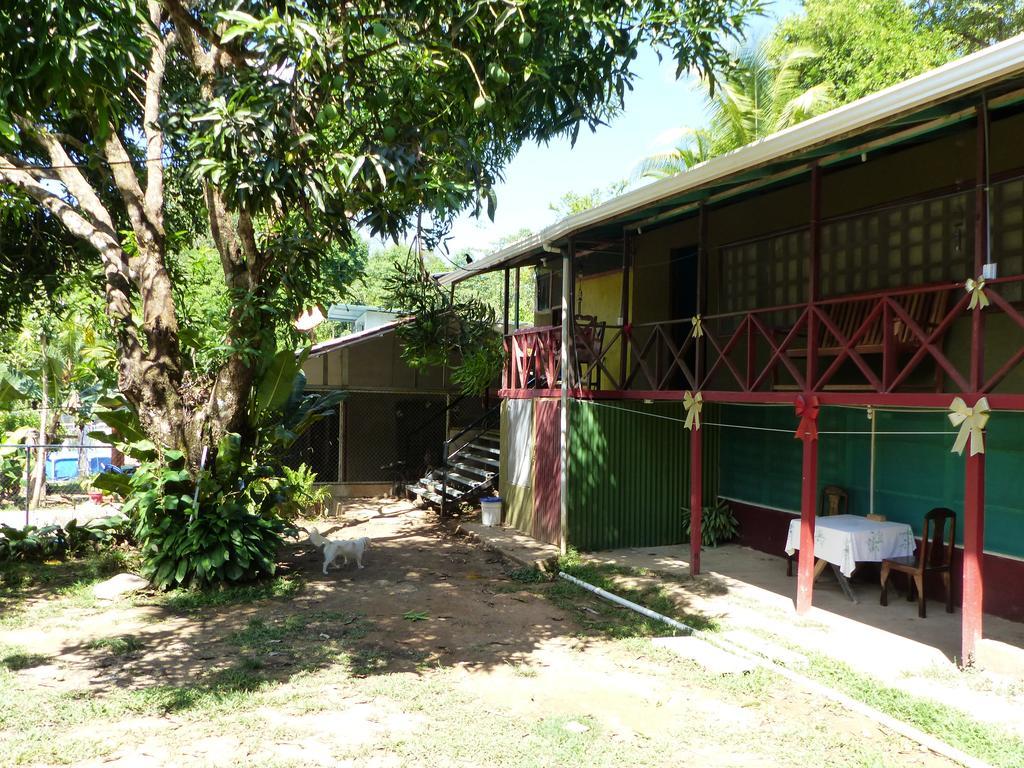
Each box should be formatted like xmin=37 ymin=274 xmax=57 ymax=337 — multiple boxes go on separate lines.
xmin=0 ymin=118 xmax=19 ymax=145
xmin=254 ymin=350 xmax=301 ymax=421
xmin=215 ymin=432 xmax=242 ymax=483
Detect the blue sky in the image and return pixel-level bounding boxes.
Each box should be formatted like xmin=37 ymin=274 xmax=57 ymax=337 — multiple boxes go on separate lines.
xmin=434 ymin=0 xmax=803 ymax=257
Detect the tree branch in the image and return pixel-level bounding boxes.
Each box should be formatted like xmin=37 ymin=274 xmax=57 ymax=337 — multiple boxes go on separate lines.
xmin=163 ymin=0 xmax=215 ymax=79
xmin=162 ymin=0 xmax=251 ymax=74
xmin=13 ymin=117 xmax=120 ymax=243
xmin=0 ymin=158 xmax=141 ymax=361
xmin=102 ymin=129 xmax=161 ymax=252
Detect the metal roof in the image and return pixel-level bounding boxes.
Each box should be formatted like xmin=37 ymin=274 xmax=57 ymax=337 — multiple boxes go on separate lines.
xmin=307 ymin=317 xmax=413 ymax=358
xmin=326 ymin=303 xmax=398 ymax=323
xmin=439 ymin=32 xmax=1024 ymax=286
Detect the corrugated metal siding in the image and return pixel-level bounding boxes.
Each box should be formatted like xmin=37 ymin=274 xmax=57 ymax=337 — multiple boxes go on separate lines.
xmin=500 ymin=399 xmax=535 ymax=535
xmin=719 ymin=404 xmax=1024 ymax=559
xmin=533 ymin=399 xmax=562 ymax=545
xmin=567 ymin=400 xmax=720 ymax=551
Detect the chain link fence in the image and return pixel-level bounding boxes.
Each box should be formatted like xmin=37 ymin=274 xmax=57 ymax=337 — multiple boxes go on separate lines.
xmin=0 ymin=442 xmax=121 ymax=527
xmin=282 ymin=392 xmax=495 ymax=487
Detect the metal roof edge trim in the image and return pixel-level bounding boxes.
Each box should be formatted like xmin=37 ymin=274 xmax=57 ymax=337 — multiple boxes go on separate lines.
xmin=439 ymin=33 xmax=1024 ymax=286
xmin=307 ymin=317 xmax=413 ymax=357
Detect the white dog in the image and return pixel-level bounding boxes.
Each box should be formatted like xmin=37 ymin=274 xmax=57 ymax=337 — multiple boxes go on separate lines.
xmin=306 ymin=528 xmax=370 ymax=574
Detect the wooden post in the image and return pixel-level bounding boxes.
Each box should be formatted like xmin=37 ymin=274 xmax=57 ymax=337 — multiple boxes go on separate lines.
xmin=962 ymin=449 xmax=985 ymax=665
xmin=971 ymin=102 xmax=988 ymax=392
xmin=619 ymin=232 xmax=632 ymax=388
xmin=559 ymin=241 xmax=574 ymax=553
xmin=796 ymin=431 xmax=818 ymax=614
xmin=696 ymin=203 xmax=708 ymax=385
xmin=502 ymin=267 xmax=510 ymax=337
xmin=962 ymin=101 xmax=990 ymax=665
xmin=514 ymin=266 xmax=521 ymax=330
xmin=689 ymin=424 xmax=702 ymax=576
xmin=807 ymin=163 xmax=822 ymax=389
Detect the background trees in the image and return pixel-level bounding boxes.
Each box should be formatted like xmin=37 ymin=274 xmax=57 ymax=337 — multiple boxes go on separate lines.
xmin=635 ymin=0 xmax=1024 ymax=181
xmin=774 ymin=0 xmax=955 ymax=105
xmin=635 ymin=40 xmax=835 ymax=178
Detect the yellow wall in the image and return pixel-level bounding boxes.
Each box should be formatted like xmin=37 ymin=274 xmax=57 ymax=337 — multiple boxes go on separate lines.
xmin=574 ymin=270 xmax=623 ymax=389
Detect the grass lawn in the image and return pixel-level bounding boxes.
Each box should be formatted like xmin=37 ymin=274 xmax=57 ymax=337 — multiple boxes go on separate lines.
xmin=0 ymin=501 xmax=1014 ymax=767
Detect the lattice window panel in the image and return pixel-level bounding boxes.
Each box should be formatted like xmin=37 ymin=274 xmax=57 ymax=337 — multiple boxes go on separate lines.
xmin=718 ymin=230 xmax=809 ymax=313
xmin=821 ymin=191 xmax=972 ymax=298
xmin=991 ymin=176 xmax=1024 ymax=303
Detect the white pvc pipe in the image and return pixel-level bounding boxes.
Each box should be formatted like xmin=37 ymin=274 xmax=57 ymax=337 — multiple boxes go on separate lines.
xmin=557 ymin=569 xmax=992 ymax=768
xmin=557 ymin=572 xmax=694 ymax=635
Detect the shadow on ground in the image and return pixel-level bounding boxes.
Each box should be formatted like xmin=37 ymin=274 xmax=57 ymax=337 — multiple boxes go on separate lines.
xmin=2 ymin=500 xmax=719 ymax=715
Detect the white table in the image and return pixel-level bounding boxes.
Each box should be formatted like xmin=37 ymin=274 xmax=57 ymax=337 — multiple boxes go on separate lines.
xmin=785 ymin=514 xmax=916 ymax=601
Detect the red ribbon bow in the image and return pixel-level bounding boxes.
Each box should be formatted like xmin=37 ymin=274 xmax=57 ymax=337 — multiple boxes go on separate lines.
xmin=794 ymin=395 xmax=820 ymax=441
xmin=622 ymin=322 xmax=633 ymax=338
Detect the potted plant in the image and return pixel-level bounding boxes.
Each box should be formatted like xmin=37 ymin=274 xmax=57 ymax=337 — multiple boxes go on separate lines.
xmin=682 ymin=500 xmax=739 ymax=547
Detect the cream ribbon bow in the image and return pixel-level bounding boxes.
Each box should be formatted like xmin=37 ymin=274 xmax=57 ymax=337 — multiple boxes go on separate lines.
xmin=948 ymin=396 xmax=990 ymax=456
xmin=690 ymin=314 xmax=703 ymax=338
xmin=683 ymin=391 xmax=703 ymax=431
xmin=965 ymin=277 xmax=990 ymax=310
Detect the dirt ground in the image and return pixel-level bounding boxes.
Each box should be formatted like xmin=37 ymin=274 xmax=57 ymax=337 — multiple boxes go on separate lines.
xmin=0 ymin=499 xmax=976 ymax=767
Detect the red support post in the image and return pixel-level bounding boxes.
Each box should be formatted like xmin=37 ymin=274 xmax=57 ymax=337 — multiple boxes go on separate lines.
xmin=807 ymin=163 xmax=822 ymax=390
xmin=962 ymin=449 xmax=985 ymax=665
xmin=971 ymin=104 xmax=988 ymax=392
xmin=696 ymin=203 xmax=708 ymax=384
xmin=796 ymin=432 xmax=818 ymax=614
xmin=689 ymin=424 xmax=702 ymax=576
xmin=960 ymin=99 xmax=989 ymax=666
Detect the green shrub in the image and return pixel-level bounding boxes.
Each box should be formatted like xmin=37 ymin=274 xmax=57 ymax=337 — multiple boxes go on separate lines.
xmin=0 ymin=429 xmax=30 ymax=504
xmin=124 ymin=450 xmax=295 ymax=590
xmin=682 ymin=501 xmax=739 ymax=547
xmin=0 ymin=515 xmax=130 ymax=563
xmin=0 ymin=524 xmax=65 ymax=562
xmin=280 ymin=464 xmax=332 ymax=520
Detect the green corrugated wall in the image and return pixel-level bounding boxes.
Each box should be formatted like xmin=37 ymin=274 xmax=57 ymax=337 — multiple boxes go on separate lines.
xmin=567 ymin=400 xmax=720 ymax=551
xmin=718 ymin=404 xmax=1024 ymax=559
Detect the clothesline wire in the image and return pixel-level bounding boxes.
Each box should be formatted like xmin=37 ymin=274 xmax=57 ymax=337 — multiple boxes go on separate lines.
xmin=576 ymin=399 xmax=956 ymax=436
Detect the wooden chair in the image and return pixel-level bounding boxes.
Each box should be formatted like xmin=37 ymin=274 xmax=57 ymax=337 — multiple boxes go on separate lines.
xmin=787 ymin=485 xmax=848 ymax=576
xmin=880 ymin=507 xmax=956 ymax=618
xmin=573 ymin=314 xmax=607 ymax=389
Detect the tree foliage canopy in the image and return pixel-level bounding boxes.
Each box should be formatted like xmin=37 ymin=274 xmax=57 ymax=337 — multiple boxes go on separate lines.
xmin=0 ymin=0 xmax=761 ymax=461
xmin=774 ymin=0 xmax=955 ymax=105
xmin=912 ymin=0 xmax=1024 ymax=54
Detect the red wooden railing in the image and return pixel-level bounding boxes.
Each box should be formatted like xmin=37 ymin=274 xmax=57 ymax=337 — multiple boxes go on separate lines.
xmin=503 ymin=274 xmax=1024 ymax=397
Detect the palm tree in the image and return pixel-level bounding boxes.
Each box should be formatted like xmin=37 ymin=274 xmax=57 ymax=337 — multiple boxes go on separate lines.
xmin=635 ymin=42 xmax=833 ymax=180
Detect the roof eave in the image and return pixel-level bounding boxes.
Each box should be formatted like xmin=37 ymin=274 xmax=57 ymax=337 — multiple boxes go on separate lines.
xmin=439 ymin=33 xmax=1024 ymax=286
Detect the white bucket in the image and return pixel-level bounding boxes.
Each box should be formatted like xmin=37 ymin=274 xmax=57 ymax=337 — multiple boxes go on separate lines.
xmin=480 ymin=497 xmax=502 ymax=526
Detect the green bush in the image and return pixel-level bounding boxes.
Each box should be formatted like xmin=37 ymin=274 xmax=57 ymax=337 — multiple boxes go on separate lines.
xmin=124 ymin=449 xmax=295 ymax=590
xmin=0 ymin=515 xmax=130 ymax=563
xmin=0 ymin=429 xmax=31 ymax=504
xmin=280 ymin=464 xmax=332 ymax=520
xmin=682 ymin=501 xmax=739 ymax=548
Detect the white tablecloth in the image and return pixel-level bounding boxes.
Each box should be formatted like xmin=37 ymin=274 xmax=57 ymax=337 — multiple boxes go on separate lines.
xmin=784 ymin=514 xmax=915 ymax=577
